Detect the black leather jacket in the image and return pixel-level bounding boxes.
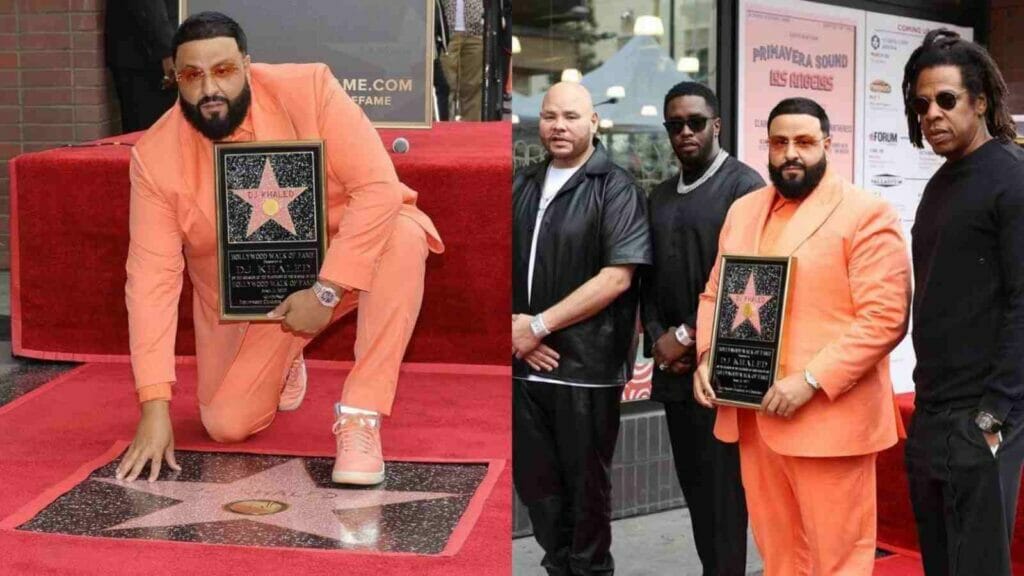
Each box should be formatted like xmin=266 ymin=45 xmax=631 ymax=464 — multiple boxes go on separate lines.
xmin=512 ymin=142 xmax=652 ymax=385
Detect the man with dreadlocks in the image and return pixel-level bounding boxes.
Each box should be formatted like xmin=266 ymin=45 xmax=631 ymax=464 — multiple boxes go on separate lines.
xmin=902 ymin=29 xmax=1024 ymax=576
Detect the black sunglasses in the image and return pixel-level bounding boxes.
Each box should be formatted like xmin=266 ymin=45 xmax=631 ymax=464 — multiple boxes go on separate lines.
xmin=663 ymin=116 xmax=712 ymax=135
xmin=910 ymin=89 xmax=967 ymax=116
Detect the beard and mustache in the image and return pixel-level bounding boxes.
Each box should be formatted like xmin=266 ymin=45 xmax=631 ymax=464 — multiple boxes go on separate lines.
xmin=768 ymin=156 xmax=828 ymax=200
xmin=179 ymin=82 xmax=252 ymax=141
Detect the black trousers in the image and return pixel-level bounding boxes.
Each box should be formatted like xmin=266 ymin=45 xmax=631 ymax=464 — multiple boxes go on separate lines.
xmin=905 ymin=405 xmax=1024 ymax=576
xmin=513 ymin=379 xmax=621 ymax=576
xmin=110 ymin=66 xmax=176 ymax=134
xmin=664 ymin=401 xmax=748 ymax=576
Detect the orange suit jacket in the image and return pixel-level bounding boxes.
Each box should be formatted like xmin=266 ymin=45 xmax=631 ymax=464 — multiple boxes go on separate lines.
xmin=696 ymin=170 xmax=910 ymax=458
xmin=126 ymin=63 xmax=443 ymax=399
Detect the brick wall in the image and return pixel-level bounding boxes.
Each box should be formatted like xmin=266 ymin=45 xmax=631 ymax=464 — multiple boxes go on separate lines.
xmin=0 ymin=0 xmax=119 ymax=270
xmin=990 ymin=0 xmax=1024 ymax=115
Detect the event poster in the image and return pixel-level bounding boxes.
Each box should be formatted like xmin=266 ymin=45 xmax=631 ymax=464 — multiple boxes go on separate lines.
xmin=862 ymin=14 xmax=973 ymax=393
xmin=738 ymin=1 xmax=863 ymax=184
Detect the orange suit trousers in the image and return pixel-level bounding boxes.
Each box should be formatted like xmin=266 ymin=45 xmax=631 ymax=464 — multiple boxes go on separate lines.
xmin=738 ymin=411 xmax=877 ymax=576
xmin=199 ymin=215 xmax=428 ymax=443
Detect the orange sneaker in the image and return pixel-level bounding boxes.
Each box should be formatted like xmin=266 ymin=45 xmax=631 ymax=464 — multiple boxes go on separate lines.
xmin=277 ymin=354 xmax=307 ymax=411
xmin=332 ymin=413 xmax=385 ymax=485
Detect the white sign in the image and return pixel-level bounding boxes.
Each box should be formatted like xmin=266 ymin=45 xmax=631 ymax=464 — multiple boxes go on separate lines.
xmin=862 ymin=13 xmax=973 ymax=393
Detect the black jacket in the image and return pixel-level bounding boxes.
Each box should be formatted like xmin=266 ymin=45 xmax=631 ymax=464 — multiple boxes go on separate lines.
xmin=105 ymin=0 xmax=177 ymax=70
xmin=512 ymin=142 xmax=653 ymax=385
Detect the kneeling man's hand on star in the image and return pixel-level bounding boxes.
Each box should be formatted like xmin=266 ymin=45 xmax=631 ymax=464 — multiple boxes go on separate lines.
xmin=116 ymin=400 xmax=180 ymax=483
xmin=268 ymin=288 xmax=336 ymax=335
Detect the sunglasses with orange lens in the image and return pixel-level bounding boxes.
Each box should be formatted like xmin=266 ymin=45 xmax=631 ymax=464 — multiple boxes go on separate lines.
xmin=175 ymin=62 xmax=242 ymax=87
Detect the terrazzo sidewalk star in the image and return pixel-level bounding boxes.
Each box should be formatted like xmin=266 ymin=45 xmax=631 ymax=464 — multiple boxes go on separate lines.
xmin=17 ymin=450 xmax=492 ymax=554
xmin=98 ymin=458 xmax=456 ymax=541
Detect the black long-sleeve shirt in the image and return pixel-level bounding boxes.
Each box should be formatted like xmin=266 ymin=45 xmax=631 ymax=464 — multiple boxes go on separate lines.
xmin=640 ymin=155 xmax=765 ymax=403
xmin=912 ymin=139 xmax=1024 ymax=423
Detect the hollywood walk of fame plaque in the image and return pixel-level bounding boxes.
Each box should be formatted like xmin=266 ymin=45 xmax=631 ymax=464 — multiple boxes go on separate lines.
xmin=16 ymin=450 xmax=492 ymax=554
xmin=708 ymin=255 xmax=794 ymax=409
xmin=215 ymin=141 xmax=328 ymax=320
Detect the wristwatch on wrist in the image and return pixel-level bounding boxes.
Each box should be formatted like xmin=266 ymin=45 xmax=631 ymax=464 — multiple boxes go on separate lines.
xmin=530 ymin=314 xmax=552 ymax=338
xmin=975 ymin=411 xmax=1003 ymax=435
xmin=804 ymin=369 xmax=821 ymax=391
xmin=312 ymin=281 xmax=340 ymax=308
xmin=674 ymin=325 xmax=694 ymax=346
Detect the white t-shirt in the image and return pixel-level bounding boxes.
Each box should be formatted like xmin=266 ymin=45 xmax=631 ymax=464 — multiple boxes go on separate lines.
xmin=455 ymin=0 xmax=466 ymax=31
xmin=527 ymin=164 xmax=579 ymax=303
xmin=522 ymin=163 xmax=616 ymax=387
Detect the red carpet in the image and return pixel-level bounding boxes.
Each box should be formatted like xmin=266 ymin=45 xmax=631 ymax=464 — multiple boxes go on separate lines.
xmin=873 ymin=553 xmax=924 ymax=576
xmin=9 ymin=122 xmax=510 ymax=366
xmin=0 ymin=362 xmax=510 ymax=575
xmin=877 ymin=393 xmax=1024 ymax=572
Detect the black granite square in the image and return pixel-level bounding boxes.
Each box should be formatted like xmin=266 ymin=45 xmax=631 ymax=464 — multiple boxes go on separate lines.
xmin=18 ymin=450 xmax=490 ymax=555
xmin=0 ymin=362 xmax=78 ymax=407
xmin=224 ymin=152 xmax=319 ymax=244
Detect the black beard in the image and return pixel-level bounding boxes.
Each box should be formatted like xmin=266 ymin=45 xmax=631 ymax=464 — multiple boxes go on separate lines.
xmin=768 ymin=157 xmax=827 ymax=200
xmin=179 ymin=83 xmax=251 ymax=141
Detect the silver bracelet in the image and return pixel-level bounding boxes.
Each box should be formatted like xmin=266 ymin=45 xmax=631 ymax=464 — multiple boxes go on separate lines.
xmin=674 ymin=325 xmax=694 ymax=346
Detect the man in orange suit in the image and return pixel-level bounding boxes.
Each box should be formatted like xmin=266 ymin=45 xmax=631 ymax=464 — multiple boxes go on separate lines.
xmin=694 ymin=98 xmax=911 ymax=575
xmin=114 ymin=12 xmax=442 ymax=485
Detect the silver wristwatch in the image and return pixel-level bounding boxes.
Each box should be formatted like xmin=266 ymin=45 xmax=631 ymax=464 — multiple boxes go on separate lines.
xmin=975 ymin=411 xmax=1003 ymax=435
xmin=674 ymin=325 xmax=694 ymax=346
xmin=530 ymin=314 xmax=551 ymax=338
xmin=804 ymin=369 xmax=821 ymax=390
xmin=312 ymin=281 xmax=340 ymax=308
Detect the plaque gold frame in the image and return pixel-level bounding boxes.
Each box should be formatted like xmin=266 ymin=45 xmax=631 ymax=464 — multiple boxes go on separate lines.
xmin=707 ymin=254 xmax=795 ymax=409
xmin=214 ymin=140 xmax=329 ymax=321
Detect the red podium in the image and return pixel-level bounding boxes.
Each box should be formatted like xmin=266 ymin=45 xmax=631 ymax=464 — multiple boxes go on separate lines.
xmin=9 ymin=122 xmax=510 ymax=367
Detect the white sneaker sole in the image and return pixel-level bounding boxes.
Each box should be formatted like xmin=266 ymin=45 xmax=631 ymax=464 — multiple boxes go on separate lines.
xmin=332 ymin=468 xmax=385 ymax=485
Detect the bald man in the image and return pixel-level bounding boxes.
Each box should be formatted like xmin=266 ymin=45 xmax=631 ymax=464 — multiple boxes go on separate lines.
xmin=512 ymin=82 xmax=652 ymax=575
